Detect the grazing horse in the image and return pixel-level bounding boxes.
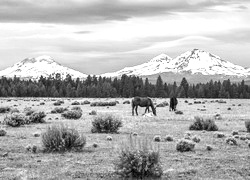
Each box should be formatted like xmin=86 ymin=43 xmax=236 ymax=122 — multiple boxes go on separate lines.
xmin=169 ymin=97 xmax=178 ymax=111
xmin=132 ymin=97 xmax=156 ymax=116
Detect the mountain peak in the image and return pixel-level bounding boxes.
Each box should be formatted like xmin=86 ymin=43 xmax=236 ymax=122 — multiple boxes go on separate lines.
xmin=0 ymin=56 xmax=87 ymax=80
xmin=20 ymin=55 xmax=55 ymax=65
xmin=149 ymin=53 xmax=172 ymax=63
xmin=101 ymin=49 xmax=250 ymax=77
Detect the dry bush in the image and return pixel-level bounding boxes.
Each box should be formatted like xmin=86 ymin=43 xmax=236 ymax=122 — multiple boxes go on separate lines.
xmin=189 ymin=116 xmax=218 ymax=131
xmin=61 ymin=110 xmax=82 ymax=119
xmin=90 ymin=101 xmax=116 ymax=107
xmin=71 ymin=101 xmax=80 ymax=105
xmin=175 ymin=110 xmax=183 ymax=115
xmin=42 ymin=124 xmax=86 ymax=152
xmin=225 ymin=137 xmax=237 ymax=145
xmin=29 ymin=112 xmax=46 ymax=123
xmin=245 ymin=120 xmax=250 ymax=132
xmin=91 ymin=113 xmax=122 ymax=133
xmin=0 ymin=129 xmax=7 ymax=136
xmin=53 ymin=101 xmax=62 ymax=106
xmin=51 ymin=107 xmax=68 ymax=114
xmin=81 ymin=100 xmax=91 ymax=105
xmin=0 ymin=107 xmax=11 ymax=113
xmin=123 ymin=100 xmax=130 ymax=104
xmin=115 ymin=135 xmax=162 ymax=179
xmin=176 ymin=139 xmax=195 ymax=152
xmin=71 ymin=106 xmax=82 ymax=112
xmin=89 ymin=110 xmax=97 ymax=115
xmin=3 ymin=113 xmax=28 ymax=127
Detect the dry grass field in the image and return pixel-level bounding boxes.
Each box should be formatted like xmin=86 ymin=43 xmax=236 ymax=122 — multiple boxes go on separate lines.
xmin=0 ymin=98 xmax=250 ymax=180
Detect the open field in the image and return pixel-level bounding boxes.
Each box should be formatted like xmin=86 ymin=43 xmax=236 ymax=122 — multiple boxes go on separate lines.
xmin=0 ymin=98 xmax=250 ymax=180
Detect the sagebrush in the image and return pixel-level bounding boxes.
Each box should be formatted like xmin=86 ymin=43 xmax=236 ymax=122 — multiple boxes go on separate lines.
xmin=115 ymin=135 xmax=162 ymax=179
xmin=189 ymin=116 xmax=218 ymax=131
xmin=91 ymin=113 xmax=122 ymax=133
xmin=42 ymin=124 xmax=86 ymax=152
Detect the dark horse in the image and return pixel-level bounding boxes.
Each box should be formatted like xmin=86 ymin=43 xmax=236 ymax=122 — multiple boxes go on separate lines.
xmin=169 ymin=97 xmax=178 ymax=111
xmin=132 ymin=97 xmax=156 ymax=116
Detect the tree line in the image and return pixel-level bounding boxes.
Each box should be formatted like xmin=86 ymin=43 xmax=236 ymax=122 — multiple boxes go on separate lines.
xmin=0 ymin=74 xmax=249 ymax=98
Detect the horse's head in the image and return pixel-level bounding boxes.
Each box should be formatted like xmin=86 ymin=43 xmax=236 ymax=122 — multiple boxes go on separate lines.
xmin=152 ymin=105 xmax=157 ymax=116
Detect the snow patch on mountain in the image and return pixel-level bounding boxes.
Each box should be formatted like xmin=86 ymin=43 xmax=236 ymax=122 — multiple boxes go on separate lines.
xmin=101 ymin=49 xmax=249 ymax=77
xmin=0 ymin=56 xmax=87 ymax=80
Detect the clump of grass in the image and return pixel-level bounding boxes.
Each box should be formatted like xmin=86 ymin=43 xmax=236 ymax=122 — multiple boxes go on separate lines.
xmin=61 ymin=110 xmax=82 ymax=119
xmin=0 ymin=129 xmax=7 ymax=136
xmin=71 ymin=106 xmax=82 ymax=112
xmin=53 ymin=101 xmax=62 ymax=106
xmin=176 ymin=139 xmax=195 ymax=152
xmin=3 ymin=113 xmax=27 ymax=127
xmin=213 ymin=132 xmax=225 ymax=138
xmin=164 ymin=135 xmax=174 ymax=142
xmin=0 ymin=107 xmax=11 ymax=113
xmin=29 ymin=112 xmax=46 ymax=123
xmin=225 ymin=137 xmax=237 ymax=146
xmin=115 ymin=135 xmax=163 ymax=179
xmin=89 ymin=110 xmax=97 ymax=115
xmin=123 ymin=100 xmax=130 ymax=104
xmin=189 ymin=116 xmax=218 ymax=131
xmin=51 ymin=107 xmax=68 ymax=114
xmin=175 ymin=110 xmax=183 ymax=115
xmin=81 ymin=100 xmax=91 ymax=105
xmin=42 ymin=124 xmax=86 ymax=152
xmin=245 ymin=120 xmax=250 ymax=132
xmin=91 ymin=113 xmax=122 ymax=133
xmin=90 ymin=101 xmax=117 ymax=107
xmin=71 ymin=101 xmax=80 ymax=105
xmin=10 ymin=108 xmax=20 ymax=113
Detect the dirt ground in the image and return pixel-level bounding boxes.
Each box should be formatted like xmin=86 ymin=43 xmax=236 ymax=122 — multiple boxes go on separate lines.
xmin=0 ymin=98 xmax=250 ymax=180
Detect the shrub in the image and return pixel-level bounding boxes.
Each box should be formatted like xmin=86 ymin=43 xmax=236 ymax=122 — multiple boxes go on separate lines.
xmin=189 ymin=116 xmax=218 ymax=131
xmin=90 ymin=101 xmax=116 ymax=107
xmin=71 ymin=101 xmax=80 ymax=105
xmin=115 ymin=135 xmax=163 ymax=179
xmin=123 ymin=100 xmax=130 ymax=104
xmin=29 ymin=112 xmax=46 ymax=123
xmin=192 ymin=136 xmax=201 ymax=143
xmin=42 ymin=124 xmax=86 ymax=152
xmin=225 ymin=137 xmax=237 ymax=145
xmin=81 ymin=100 xmax=90 ymax=105
xmin=71 ymin=106 xmax=82 ymax=112
xmin=40 ymin=102 xmax=45 ymax=105
xmin=153 ymin=135 xmax=161 ymax=142
xmin=175 ymin=110 xmax=183 ymax=115
xmin=245 ymin=120 xmax=250 ymax=132
xmin=10 ymin=108 xmax=20 ymax=113
xmin=213 ymin=132 xmax=225 ymax=138
xmin=206 ymin=145 xmax=213 ymax=151
xmin=53 ymin=101 xmax=62 ymax=106
xmin=232 ymin=130 xmax=239 ymax=136
xmin=164 ymin=135 xmax=174 ymax=142
xmin=0 ymin=129 xmax=7 ymax=136
xmin=51 ymin=107 xmax=68 ymax=114
xmin=0 ymin=107 xmax=10 ymax=113
xmin=24 ymin=107 xmax=35 ymax=116
xmin=61 ymin=110 xmax=82 ymax=119
xmin=106 ymin=136 xmax=113 ymax=141
xmin=89 ymin=110 xmax=97 ymax=115
xmin=91 ymin=113 xmax=122 ymax=133
xmin=156 ymin=101 xmax=168 ymax=107
xmin=3 ymin=113 xmax=27 ymax=127
xmin=176 ymin=139 xmax=195 ymax=152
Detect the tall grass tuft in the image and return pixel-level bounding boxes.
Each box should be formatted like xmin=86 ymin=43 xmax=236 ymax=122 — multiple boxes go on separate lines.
xmin=115 ymin=135 xmax=163 ymax=179
xmin=42 ymin=124 xmax=86 ymax=152
xmin=189 ymin=116 xmax=218 ymax=131
xmin=91 ymin=113 xmax=122 ymax=133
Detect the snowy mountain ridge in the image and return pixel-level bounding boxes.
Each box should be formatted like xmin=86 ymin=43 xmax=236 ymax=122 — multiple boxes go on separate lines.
xmin=0 ymin=56 xmax=88 ymax=80
xmin=101 ymin=49 xmax=250 ymax=77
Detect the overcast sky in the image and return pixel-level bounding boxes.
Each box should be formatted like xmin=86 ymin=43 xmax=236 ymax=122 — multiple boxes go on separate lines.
xmin=0 ymin=0 xmax=249 ymax=74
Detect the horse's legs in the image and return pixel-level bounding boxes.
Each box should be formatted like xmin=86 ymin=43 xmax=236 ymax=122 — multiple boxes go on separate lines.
xmin=132 ymin=105 xmax=134 ymax=116
xmin=135 ymin=106 xmax=138 ymax=116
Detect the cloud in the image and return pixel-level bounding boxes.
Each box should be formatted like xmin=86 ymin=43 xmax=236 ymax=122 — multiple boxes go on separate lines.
xmin=0 ymin=0 xmax=248 ymax=24
xmin=74 ymin=31 xmax=92 ymax=34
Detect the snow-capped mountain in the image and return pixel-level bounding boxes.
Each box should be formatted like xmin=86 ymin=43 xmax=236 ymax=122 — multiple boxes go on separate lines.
xmin=101 ymin=49 xmax=250 ymax=77
xmin=0 ymin=55 xmax=88 ymax=80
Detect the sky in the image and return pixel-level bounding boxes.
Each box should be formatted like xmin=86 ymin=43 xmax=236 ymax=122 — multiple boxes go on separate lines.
xmin=0 ymin=0 xmax=250 ymax=75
